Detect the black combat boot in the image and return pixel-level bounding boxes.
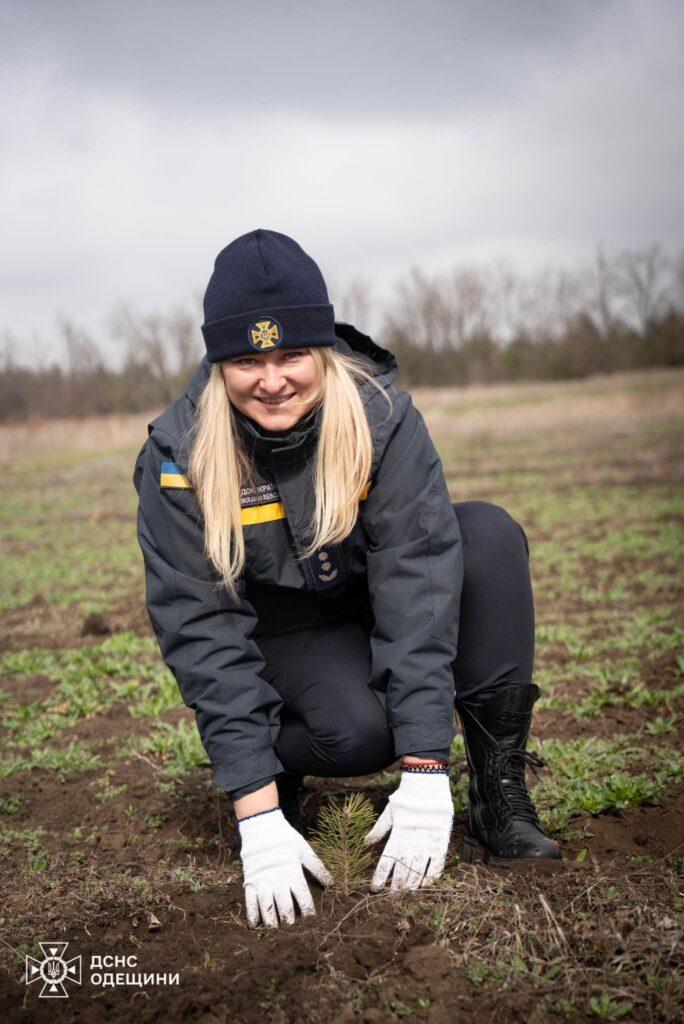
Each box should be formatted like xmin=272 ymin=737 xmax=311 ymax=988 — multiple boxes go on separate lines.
xmin=455 ymin=683 xmax=562 ymax=866
xmin=277 ymin=771 xmax=306 ymax=834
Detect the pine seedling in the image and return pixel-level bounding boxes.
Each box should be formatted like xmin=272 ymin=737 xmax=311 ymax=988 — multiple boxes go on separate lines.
xmin=308 ymin=791 xmax=378 ymax=896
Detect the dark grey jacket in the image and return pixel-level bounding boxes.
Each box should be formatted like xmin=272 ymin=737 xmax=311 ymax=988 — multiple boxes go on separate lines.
xmin=133 ymin=323 xmax=463 ymax=797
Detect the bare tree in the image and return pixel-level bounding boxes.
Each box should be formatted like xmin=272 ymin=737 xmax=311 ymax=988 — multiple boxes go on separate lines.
xmin=588 ymin=246 xmax=621 ymax=337
xmin=514 ymin=264 xmax=587 ymax=344
xmin=1 ymin=330 xmax=18 ymax=371
xmin=614 ymin=243 xmax=670 ymax=334
xmin=386 ymin=266 xmax=456 ymax=352
xmin=445 ymin=266 xmax=492 ymax=348
xmin=58 ymin=317 xmax=105 ymax=374
xmin=107 ymin=301 xmax=203 ymax=402
xmin=331 ymin=276 xmax=374 ymax=327
xmin=671 ymin=247 xmax=684 ymax=314
xmin=487 ymin=258 xmax=522 ymax=343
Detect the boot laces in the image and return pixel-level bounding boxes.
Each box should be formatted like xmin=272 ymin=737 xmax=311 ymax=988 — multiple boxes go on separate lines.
xmin=492 ymin=748 xmax=546 ymax=826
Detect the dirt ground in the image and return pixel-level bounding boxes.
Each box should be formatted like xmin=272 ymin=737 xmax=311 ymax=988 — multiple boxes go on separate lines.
xmin=0 ymin=368 xmax=682 ymax=1023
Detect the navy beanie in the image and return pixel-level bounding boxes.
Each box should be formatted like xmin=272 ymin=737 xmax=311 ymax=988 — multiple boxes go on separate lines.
xmin=201 ymin=229 xmax=337 ymax=362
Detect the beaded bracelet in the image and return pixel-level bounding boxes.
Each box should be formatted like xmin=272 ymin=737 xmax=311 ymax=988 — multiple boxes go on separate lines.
xmin=401 ymin=760 xmax=450 ymax=776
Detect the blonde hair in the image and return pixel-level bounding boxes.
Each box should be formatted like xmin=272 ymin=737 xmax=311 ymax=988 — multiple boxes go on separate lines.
xmin=186 ymin=346 xmax=393 ymax=601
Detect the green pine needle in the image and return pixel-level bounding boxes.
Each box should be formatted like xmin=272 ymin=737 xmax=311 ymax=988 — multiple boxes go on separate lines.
xmin=308 ymin=791 xmax=379 ymax=895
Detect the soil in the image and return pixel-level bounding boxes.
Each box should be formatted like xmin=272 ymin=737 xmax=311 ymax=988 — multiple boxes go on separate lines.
xmin=0 ymin=732 xmax=682 ymax=1023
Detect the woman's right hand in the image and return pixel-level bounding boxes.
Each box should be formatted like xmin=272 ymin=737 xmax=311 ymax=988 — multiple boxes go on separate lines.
xmin=237 ymin=808 xmax=334 ymax=928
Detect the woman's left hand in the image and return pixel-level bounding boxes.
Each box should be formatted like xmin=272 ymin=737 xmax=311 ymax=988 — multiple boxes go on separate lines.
xmin=362 ymin=771 xmax=454 ymax=892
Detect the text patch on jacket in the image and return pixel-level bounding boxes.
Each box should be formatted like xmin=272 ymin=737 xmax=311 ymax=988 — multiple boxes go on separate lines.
xmin=240 ymin=482 xmax=286 ymax=525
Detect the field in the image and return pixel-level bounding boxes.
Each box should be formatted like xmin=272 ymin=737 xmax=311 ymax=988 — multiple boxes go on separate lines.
xmin=0 ymin=367 xmax=682 ymax=1023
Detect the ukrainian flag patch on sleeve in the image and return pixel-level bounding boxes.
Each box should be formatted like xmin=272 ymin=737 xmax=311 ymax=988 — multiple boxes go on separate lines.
xmin=160 ymin=461 xmax=191 ymax=489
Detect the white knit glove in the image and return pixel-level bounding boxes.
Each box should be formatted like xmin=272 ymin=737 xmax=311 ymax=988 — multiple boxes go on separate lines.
xmin=238 ymin=808 xmax=334 ymax=928
xmin=362 ymin=771 xmax=454 ymax=892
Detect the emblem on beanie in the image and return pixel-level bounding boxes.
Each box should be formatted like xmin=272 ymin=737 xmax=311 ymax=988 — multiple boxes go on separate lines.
xmin=248 ymin=318 xmax=283 ymax=351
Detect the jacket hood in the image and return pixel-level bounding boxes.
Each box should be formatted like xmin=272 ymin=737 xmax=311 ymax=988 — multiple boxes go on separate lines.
xmin=183 ymin=321 xmax=398 ymax=459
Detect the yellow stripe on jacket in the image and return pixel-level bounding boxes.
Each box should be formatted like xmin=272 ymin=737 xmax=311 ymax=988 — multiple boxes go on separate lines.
xmin=241 ymin=502 xmax=287 ymax=526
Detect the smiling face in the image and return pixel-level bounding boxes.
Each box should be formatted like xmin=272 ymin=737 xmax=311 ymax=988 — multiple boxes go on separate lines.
xmin=220 ymin=347 xmax=321 ymax=430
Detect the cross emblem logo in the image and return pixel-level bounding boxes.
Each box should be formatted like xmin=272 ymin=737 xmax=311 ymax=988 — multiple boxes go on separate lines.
xmin=25 ymin=941 xmax=82 ymax=998
xmin=249 ymin=319 xmax=283 ymax=350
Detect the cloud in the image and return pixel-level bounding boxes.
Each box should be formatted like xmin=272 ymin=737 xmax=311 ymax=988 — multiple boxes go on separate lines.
xmin=0 ymin=0 xmax=601 ymax=116
xmin=1 ymin=0 xmax=682 ymax=361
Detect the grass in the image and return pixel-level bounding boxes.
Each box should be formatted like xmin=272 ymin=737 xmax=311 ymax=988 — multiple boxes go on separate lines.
xmin=0 ymin=632 xmax=179 ymax=747
xmin=0 ymin=455 xmax=141 ymax=614
xmin=540 ymin=679 xmax=684 ymax=720
xmin=122 ymin=720 xmax=209 ymax=777
xmin=0 ymin=741 xmax=102 ymax=780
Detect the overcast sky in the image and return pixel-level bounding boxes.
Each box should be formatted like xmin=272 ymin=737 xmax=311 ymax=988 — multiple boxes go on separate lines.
xmin=1 ymin=0 xmax=683 ymax=365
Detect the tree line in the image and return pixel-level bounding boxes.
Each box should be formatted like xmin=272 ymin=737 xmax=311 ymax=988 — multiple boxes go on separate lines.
xmin=2 ymin=244 xmax=682 ymax=422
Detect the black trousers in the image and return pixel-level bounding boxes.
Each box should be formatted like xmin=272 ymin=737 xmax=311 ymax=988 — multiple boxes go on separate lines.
xmin=229 ymin=501 xmax=535 ymax=800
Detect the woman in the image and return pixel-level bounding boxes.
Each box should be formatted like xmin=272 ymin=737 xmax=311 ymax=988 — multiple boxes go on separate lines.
xmin=133 ymin=229 xmax=561 ymax=930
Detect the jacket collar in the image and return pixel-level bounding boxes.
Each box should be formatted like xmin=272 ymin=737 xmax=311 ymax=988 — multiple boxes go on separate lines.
xmin=183 ymin=322 xmax=398 ymax=461
xmin=233 ymin=403 xmax=322 ymax=461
